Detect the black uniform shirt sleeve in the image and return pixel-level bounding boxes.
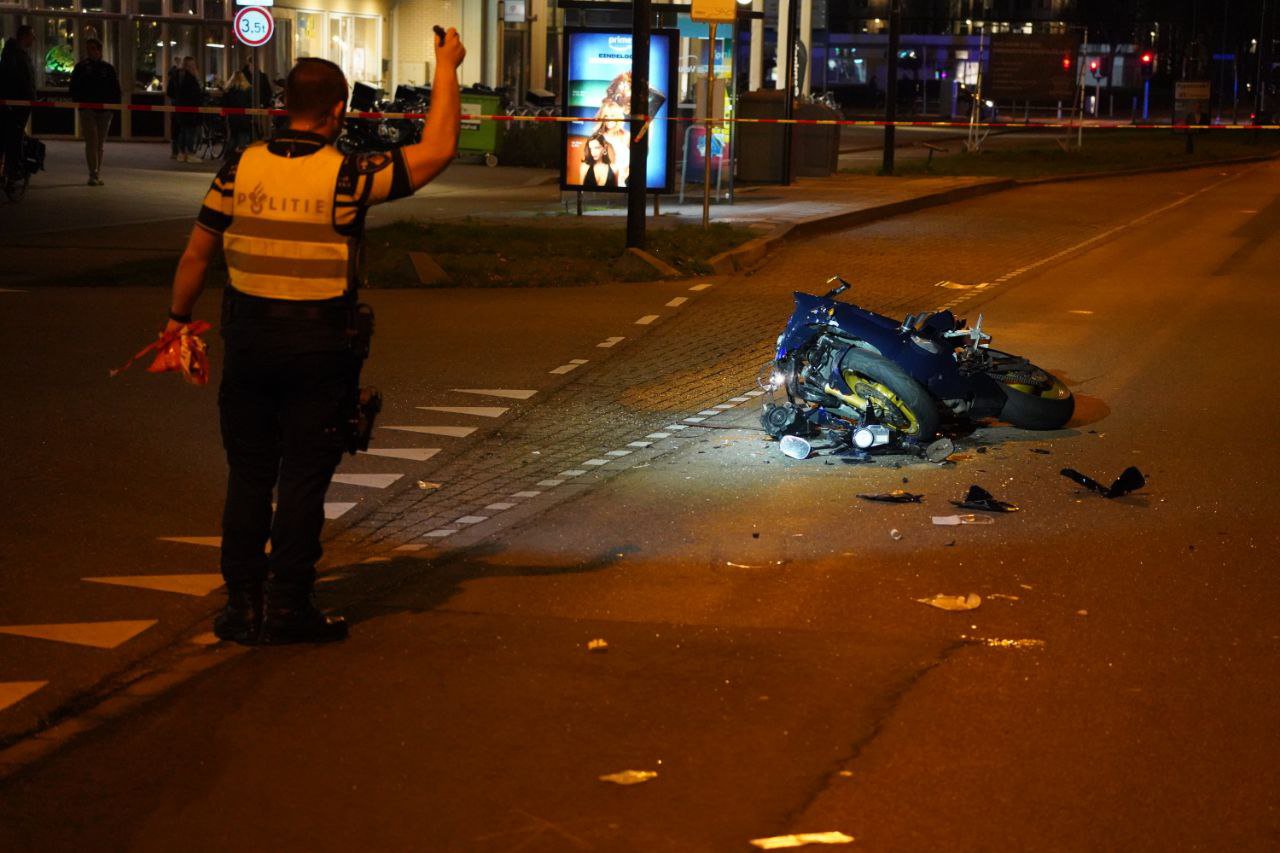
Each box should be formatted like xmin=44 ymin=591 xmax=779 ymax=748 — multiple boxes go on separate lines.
xmin=195 ymin=151 xmax=241 ymax=234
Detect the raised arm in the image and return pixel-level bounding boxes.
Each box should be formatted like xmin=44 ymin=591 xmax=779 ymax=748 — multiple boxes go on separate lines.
xmin=402 ymin=28 xmax=466 ymax=191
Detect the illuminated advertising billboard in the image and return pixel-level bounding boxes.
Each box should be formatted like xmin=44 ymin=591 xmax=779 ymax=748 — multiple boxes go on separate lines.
xmin=561 ymin=29 xmax=676 ymax=193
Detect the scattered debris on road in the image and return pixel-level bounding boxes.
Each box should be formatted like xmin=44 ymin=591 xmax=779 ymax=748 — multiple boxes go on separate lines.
xmin=1060 ymin=466 xmax=1146 ymax=498
xmin=987 ymin=593 xmax=1021 ymax=601
xmin=586 ymin=638 xmax=609 ymax=653
xmin=969 ymin=637 xmax=1046 ymax=649
xmin=416 ymin=480 xmax=441 ymax=491
xmin=857 ymin=490 xmax=924 ymax=504
xmin=950 ymin=484 xmax=1019 ymax=513
xmin=931 ymin=514 xmax=995 ymax=526
xmin=889 ymin=528 xmax=904 ymax=541
xmin=924 ymin=437 xmax=956 ymax=463
xmin=598 ymin=769 xmax=657 ymax=785
xmin=917 ymin=593 xmax=983 ymax=611
xmin=749 ymin=831 xmax=855 ymax=849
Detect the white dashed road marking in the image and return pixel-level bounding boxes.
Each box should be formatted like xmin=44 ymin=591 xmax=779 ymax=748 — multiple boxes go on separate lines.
xmin=511 ymin=490 xmax=542 ymax=498
xmin=424 ymin=529 xmax=457 ymax=538
xmin=453 ymin=388 xmax=538 ymax=400
xmin=646 ymin=432 xmax=670 ymax=439
xmin=635 ymin=315 xmax=659 ymax=325
xmin=331 ymin=473 xmax=403 ymax=489
xmin=597 ymin=336 xmax=625 ymax=348
xmin=0 ymin=682 xmax=47 ymax=713
xmin=455 ymin=516 xmax=488 ymax=525
xmin=83 ymin=574 xmax=224 ymax=597
xmin=666 ymin=297 xmax=688 ymax=307
xmin=558 ymin=470 xmax=586 ymax=477
xmin=688 ymin=283 xmax=713 ymax=291
xmin=381 ymin=425 xmax=477 ymax=438
xmin=537 ymin=479 xmax=565 ymax=487
xmin=583 ymin=459 xmax=609 ymax=466
xmin=416 ymin=406 xmax=509 ymax=418
xmin=324 ymin=502 xmax=357 ymax=519
xmin=361 ymin=447 xmax=440 ymax=462
xmin=0 ymin=620 xmax=157 ymax=649
xmin=550 ymin=363 xmax=582 ymax=374
xmin=485 ymin=502 xmax=517 ymax=511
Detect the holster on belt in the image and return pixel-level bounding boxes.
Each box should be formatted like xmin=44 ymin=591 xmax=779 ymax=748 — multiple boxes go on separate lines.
xmin=345 ymin=301 xmax=381 ymax=456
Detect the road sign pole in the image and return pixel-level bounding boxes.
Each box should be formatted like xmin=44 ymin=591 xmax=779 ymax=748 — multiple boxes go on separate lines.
xmin=702 ymin=21 xmax=716 ymax=229
xmin=882 ymin=0 xmax=900 ymax=174
xmin=626 ymin=0 xmax=651 ymax=249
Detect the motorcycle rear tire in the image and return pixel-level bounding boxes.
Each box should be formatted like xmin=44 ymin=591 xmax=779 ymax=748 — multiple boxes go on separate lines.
xmin=997 ymin=373 xmax=1075 ymax=430
xmin=838 ymin=349 xmax=940 ymax=440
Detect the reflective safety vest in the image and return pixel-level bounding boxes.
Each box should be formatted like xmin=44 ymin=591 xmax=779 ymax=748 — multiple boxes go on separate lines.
xmin=223 ymin=142 xmax=354 ymax=300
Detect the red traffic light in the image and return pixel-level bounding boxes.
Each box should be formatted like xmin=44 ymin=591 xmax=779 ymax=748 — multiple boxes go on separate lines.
xmin=1089 ymin=59 xmax=1100 ymax=73
xmin=1062 ymin=55 xmax=1072 ymax=70
xmin=1140 ymin=52 xmax=1153 ymax=64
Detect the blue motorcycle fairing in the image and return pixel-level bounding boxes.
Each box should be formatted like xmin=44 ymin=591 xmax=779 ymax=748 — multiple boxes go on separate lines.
xmin=777 ymin=292 xmax=972 ymax=400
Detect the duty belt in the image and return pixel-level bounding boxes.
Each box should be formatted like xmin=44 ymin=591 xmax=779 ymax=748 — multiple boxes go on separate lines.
xmin=223 ymin=287 xmax=352 ymax=324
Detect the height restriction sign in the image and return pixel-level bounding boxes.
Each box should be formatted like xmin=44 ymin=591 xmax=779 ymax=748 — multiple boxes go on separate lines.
xmin=234 ymin=6 xmax=274 ymax=47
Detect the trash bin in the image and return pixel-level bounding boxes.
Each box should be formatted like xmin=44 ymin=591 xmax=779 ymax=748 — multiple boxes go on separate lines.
xmin=458 ymin=89 xmax=503 ymax=167
xmin=735 ymin=90 xmax=841 ymax=181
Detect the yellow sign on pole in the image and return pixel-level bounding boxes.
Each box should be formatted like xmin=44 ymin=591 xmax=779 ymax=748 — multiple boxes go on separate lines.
xmin=691 ymin=0 xmax=736 ymax=23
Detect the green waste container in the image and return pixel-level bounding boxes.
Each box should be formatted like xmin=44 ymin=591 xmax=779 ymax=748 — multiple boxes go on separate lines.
xmin=458 ymin=91 xmax=503 ymax=166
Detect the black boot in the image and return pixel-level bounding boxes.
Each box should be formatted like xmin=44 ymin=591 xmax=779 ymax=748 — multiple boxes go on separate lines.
xmin=213 ymin=583 xmax=263 ymax=644
xmin=261 ymin=592 xmax=348 ymax=645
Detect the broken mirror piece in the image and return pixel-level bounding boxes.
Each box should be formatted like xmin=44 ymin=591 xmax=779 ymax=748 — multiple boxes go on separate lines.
xmin=599 ymin=770 xmax=658 ymax=785
xmin=932 ymin=514 xmax=995 ymax=526
xmin=1059 ymin=465 xmax=1146 ymax=498
xmin=780 ymin=435 xmax=813 ymax=460
xmin=916 ymin=592 xmax=982 ymax=611
xmin=586 ymin=638 xmax=609 ymax=653
xmin=749 ymin=831 xmax=856 ymax=849
xmin=950 ymin=484 xmax=1019 ymax=513
xmin=856 ymin=490 xmax=924 ymax=504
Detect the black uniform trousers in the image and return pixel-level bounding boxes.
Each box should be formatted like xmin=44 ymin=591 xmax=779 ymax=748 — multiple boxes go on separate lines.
xmin=218 ymin=334 xmax=358 ymax=602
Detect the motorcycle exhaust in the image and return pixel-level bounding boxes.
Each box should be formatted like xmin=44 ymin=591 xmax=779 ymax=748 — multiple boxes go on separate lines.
xmin=852 ymin=424 xmax=891 ymax=450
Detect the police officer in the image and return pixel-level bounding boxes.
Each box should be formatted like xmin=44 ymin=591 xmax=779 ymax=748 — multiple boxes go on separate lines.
xmin=164 ymin=30 xmax=466 ymax=644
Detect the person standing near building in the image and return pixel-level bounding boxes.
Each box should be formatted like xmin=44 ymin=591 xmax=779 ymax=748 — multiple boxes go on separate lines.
xmin=243 ymin=57 xmax=272 ymax=140
xmin=165 ymin=58 xmax=182 ymax=159
xmin=220 ymin=70 xmax=253 ymax=156
xmin=70 ymin=38 xmax=121 ymax=186
xmin=173 ymin=56 xmax=203 ymax=161
xmin=0 ymin=25 xmax=36 ymax=192
xmin=161 ymin=30 xmax=465 ymax=645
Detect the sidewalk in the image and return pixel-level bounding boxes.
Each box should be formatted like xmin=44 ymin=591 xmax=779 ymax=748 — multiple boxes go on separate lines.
xmin=1 ymin=140 xmax=999 ymax=285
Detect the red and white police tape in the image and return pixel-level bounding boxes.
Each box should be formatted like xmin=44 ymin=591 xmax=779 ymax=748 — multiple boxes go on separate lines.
xmin=2 ymin=98 xmax=1278 ymax=131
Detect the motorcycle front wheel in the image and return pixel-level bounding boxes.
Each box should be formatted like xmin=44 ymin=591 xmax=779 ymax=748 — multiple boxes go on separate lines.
xmin=838 ymin=349 xmax=940 ymax=440
xmin=995 ymin=366 xmax=1075 ymax=430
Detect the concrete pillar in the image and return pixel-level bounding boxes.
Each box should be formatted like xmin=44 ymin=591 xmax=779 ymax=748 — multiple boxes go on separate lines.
xmin=483 ymin=0 xmax=499 ymax=86
xmin=749 ymin=0 xmax=763 ymax=91
xmin=775 ymin=0 xmax=788 ymax=90
xmin=530 ymin=0 xmax=548 ymax=91
xmin=798 ymin=0 xmax=811 ymax=94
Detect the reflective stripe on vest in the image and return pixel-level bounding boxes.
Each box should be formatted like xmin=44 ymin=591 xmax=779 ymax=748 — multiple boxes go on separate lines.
xmin=223 ymin=142 xmax=352 ymax=301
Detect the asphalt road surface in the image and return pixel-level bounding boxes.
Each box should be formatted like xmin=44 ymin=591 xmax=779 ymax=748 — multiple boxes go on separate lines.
xmin=1 ymin=161 xmax=1279 ymax=851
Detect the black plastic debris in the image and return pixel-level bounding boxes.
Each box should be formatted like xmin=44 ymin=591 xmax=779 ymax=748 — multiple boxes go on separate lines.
xmin=1060 ymin=466 xmax=1146 ymax=498
xmin=858 ymin=490 xmax=924 ymax=504
xmin=1030 ymin=448 xmax=1051 ymax=455
xmin=950 ymin=484 xmax=1019 ymax=513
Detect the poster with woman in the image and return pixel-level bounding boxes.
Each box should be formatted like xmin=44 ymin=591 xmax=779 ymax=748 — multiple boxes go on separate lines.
xmin=561 ymin=30 xmax=676 ymax=193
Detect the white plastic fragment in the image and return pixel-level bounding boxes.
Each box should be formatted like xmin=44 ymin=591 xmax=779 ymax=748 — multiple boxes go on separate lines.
xmin=932 ymin=514 xmax=995 ymax=526
xmin=916 ymin=593 xmax=982 ymax=611
xmin=749 ymin=831 xmax=855 ymax=849
xmin=599 ymin=770 xmax=657 ymax=785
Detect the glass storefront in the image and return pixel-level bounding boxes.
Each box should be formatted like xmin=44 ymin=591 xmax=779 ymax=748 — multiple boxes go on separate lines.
xmin=289 ymin=8 xmax=381 ymax=86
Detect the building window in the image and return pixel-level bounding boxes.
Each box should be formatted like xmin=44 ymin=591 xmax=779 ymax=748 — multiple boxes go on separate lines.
xmin=40 ymin=17 xmax=76 ymax=88
xmin=329 ymin=13 xmax=379 ymax=84
xmin=133 ymin=18 xmax=161 ymax=90
xmin=295 ymin=10 xmax=324 ymax=59
xmin=137 ymin=0 xmax=164 ymax=16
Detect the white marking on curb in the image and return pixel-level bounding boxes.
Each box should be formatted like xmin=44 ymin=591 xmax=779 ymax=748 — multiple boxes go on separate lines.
xmin=635 ymin=314 xmax=659 ymax=325
xmin=666 ymin=297 xmax=688 ymax=307
xmin=550 ymin=363 xmax=581 ymax=374
xmin=537 ymin=479 xmax=565 ymax=487
xmin=453 ymin=388 xmax=538 ymax=400
xmin=646 ymin=432 xmax=670 ymax=439
xmin=456 ymin=516 xmax=488 ymax=525
xmin=424 ymin=529 xmax=457 ymax=538
xmin=685 ymin=416 xmax=706 ymax=423
xmin=666 ymin=424 xmax=689 ymax=430
xmin=597 ymin=336 xmax=625 ymax=348
xmin=583 ymin=459 xmax=609 ymax=466
xmin=558 ymin=470 xmax=586 ymax=478
xmin=606 ymin=450 xmax=632 ymax=457
xmin=485 ymin=502 xmax=517 ymax=511
xmin=627 ymin=441 xmax=653 ymax=448
xmin=511 ymin=491 xmax=542 ymax=498
xmin=697 ymin=409 xmax=720 ymax=416
xmin=744 ymin=390 xmax=764 ymax=397
xmin=331 ymin=473 xmax=403 ymax=489
xmin=729 ymin=397 xmax=750 ymax=403
xmin=714 ymin=403 xmax=736 ymax=410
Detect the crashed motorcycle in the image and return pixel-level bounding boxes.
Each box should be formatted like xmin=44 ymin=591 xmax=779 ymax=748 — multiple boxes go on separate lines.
xmin=761 ymin=276 xmax=1074 ymax=450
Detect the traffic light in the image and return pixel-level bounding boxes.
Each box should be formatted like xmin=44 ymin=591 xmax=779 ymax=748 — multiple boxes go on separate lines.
xmin=1088 ymin=58 xmax=1100 ymax=77
xmin=1140 ymin=51 xmax=1155 ymax=78
xmin=1061 ymin=54 xmax=1072 ymax=72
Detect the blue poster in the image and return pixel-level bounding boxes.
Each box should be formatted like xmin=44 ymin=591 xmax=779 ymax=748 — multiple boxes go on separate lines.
xmin=562 ymin=30 xmax=674 ymax=192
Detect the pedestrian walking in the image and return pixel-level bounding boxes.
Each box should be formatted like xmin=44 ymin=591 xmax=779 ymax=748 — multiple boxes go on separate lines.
xmin=162 ymin=30 xmax=465 ymax=645
xmin=221 ymin=70 xmax=253 ymax=156
xmin=0 ymin=24 xmax=36 ymax=191
xmin=172 ymin=56 xmax=203 ymax=162
xmin=70 ymin=38 xmax=121 ymax=186
xmin=242 ymin=57 xmax=273 ymax=140
xmin=165 ymin=58 xmax=182 ymax=159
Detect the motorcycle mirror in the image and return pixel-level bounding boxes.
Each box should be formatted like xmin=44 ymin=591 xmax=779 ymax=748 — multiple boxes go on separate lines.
xmin=780 ymin=435 xmax=813 ymax=460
